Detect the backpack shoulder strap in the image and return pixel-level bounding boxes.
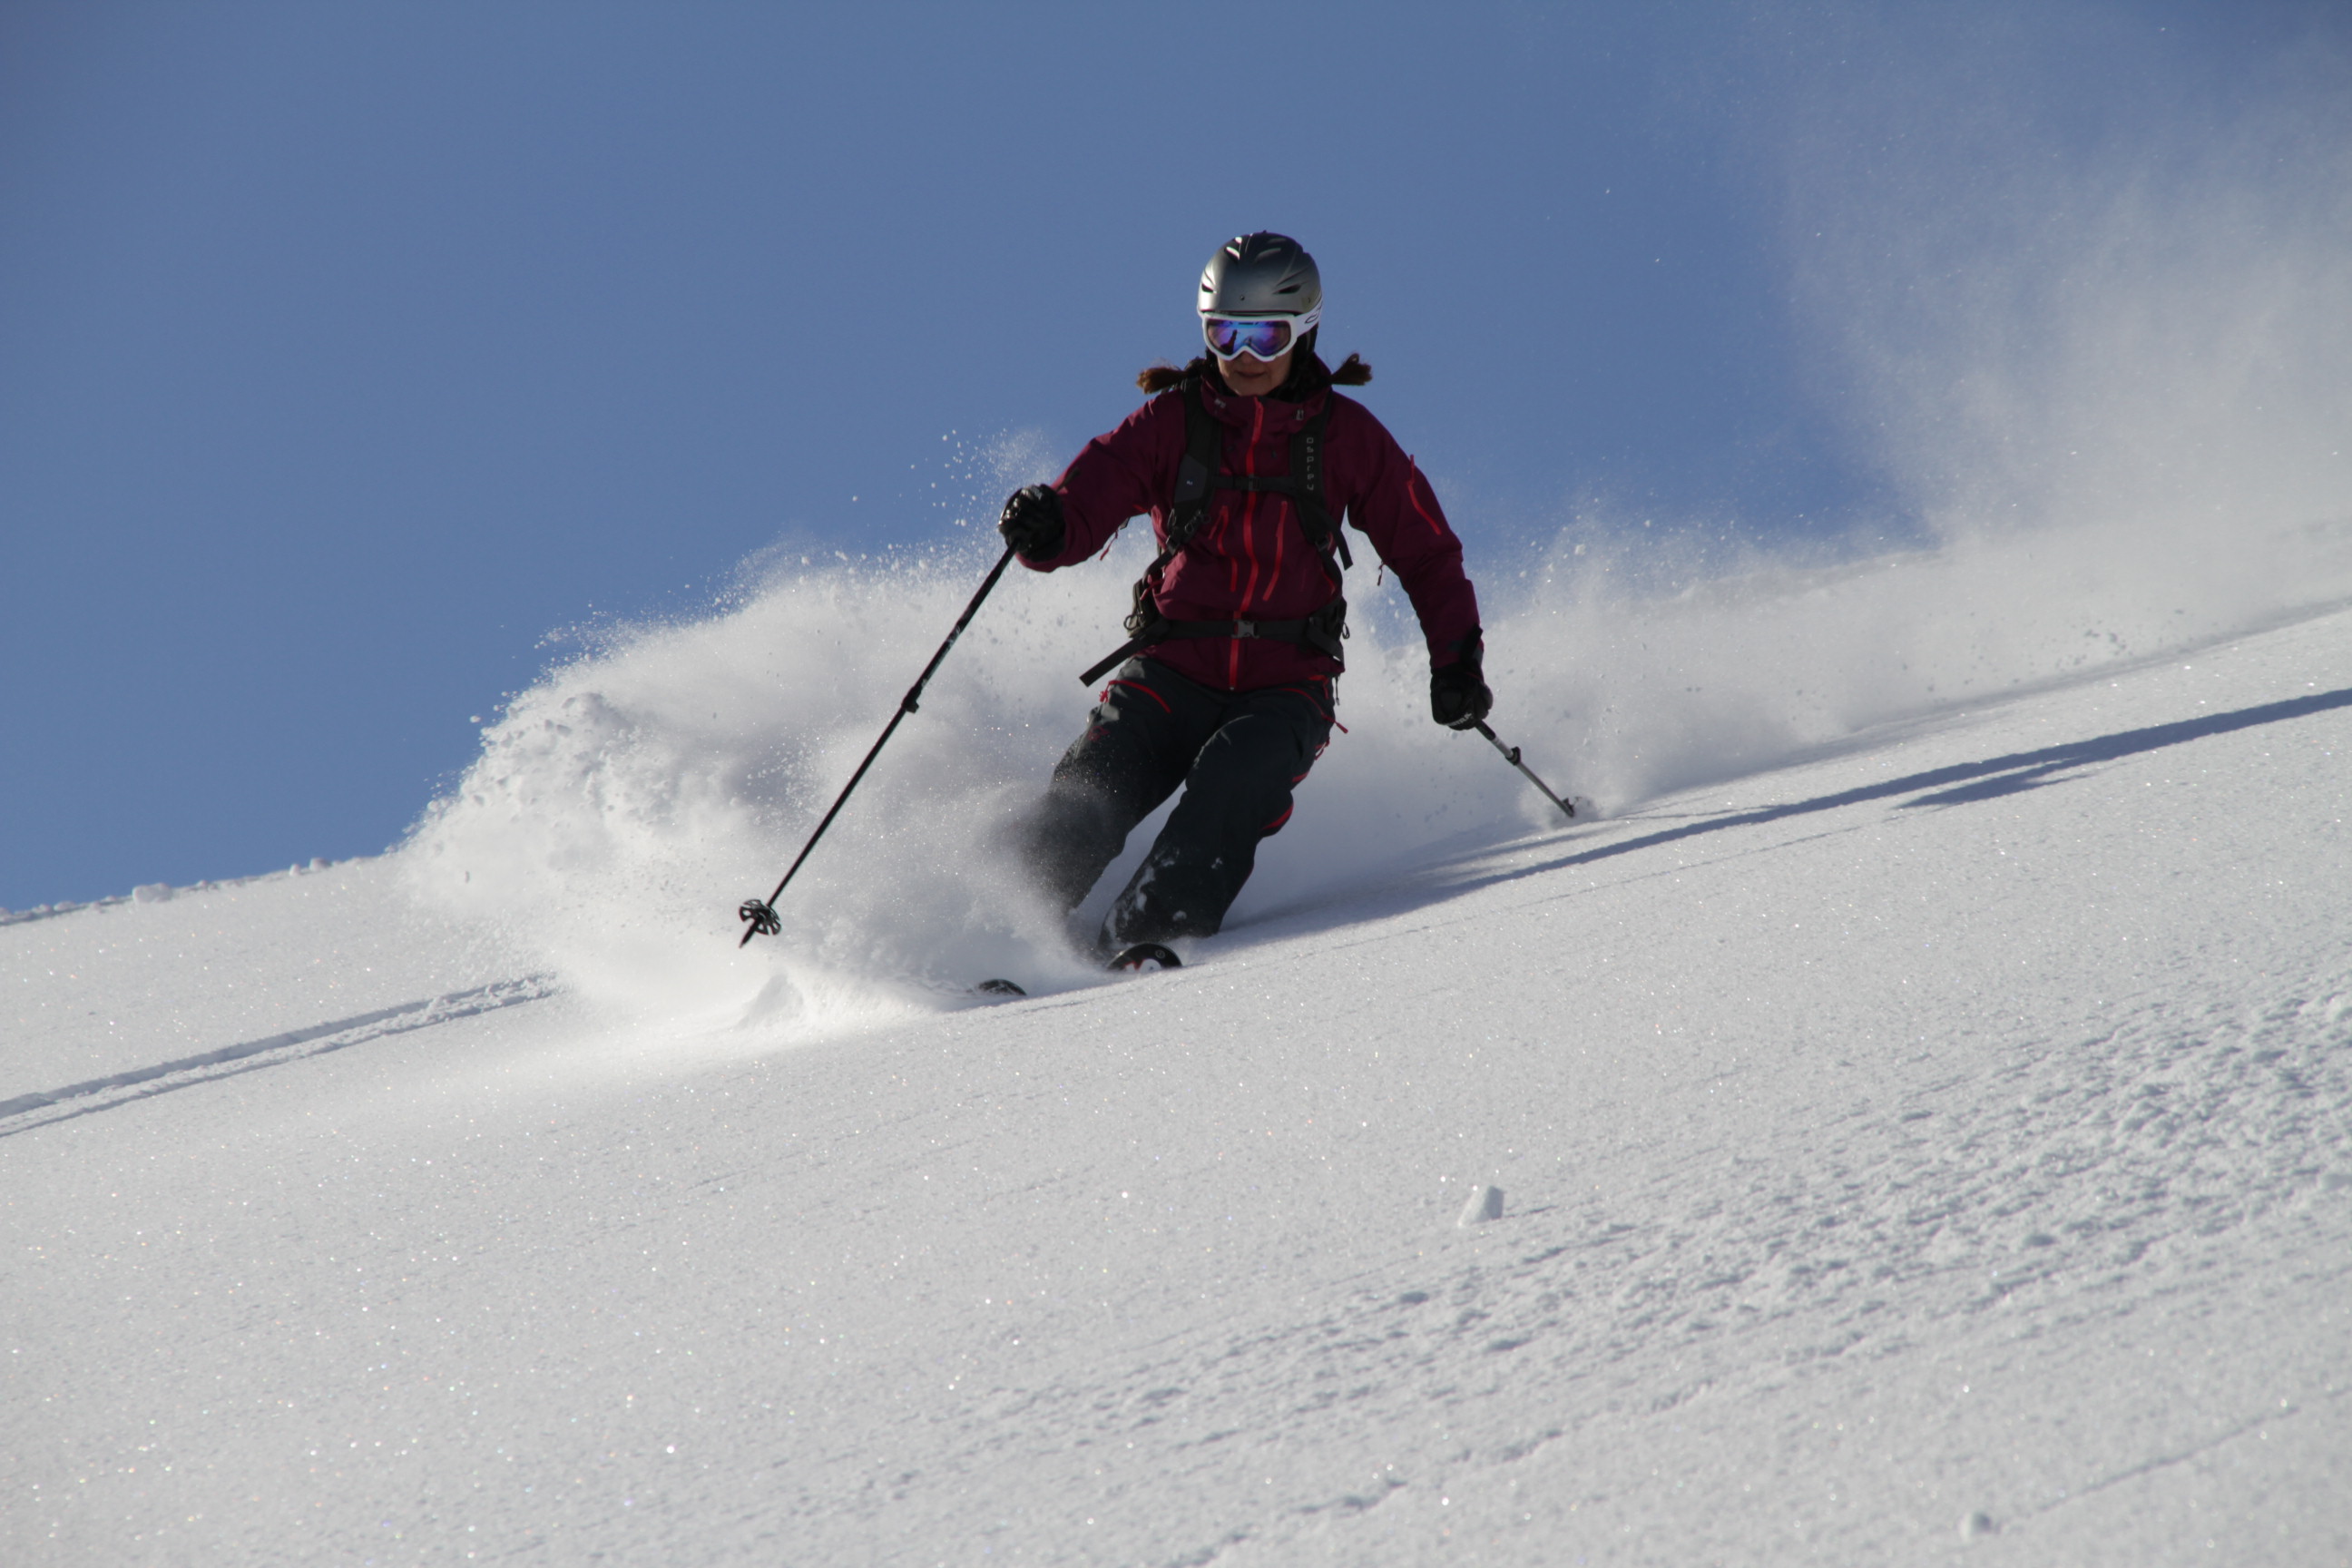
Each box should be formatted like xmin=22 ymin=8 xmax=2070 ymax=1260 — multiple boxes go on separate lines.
xmin=1288 ymin=401 xmax=1350 ymax=572
xmin=1101 ymin=378 xmax=1220 ymax=655
xmin=1074 ymin=383 xmax=1352 ymax=685
xmin=1207 ymin=400 xmax=1349 ymax=576
xmin=1164 ymin=377 xmax=1221 ymax=553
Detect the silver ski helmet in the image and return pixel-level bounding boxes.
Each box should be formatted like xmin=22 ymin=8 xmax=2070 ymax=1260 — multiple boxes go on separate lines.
xmin=1198 ymin=232 xmax=1321 ymax=335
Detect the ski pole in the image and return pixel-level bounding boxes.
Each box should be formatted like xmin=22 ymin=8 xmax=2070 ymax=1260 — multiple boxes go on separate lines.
xmin=737 ymin=544 xmax=1018 ymax=946
xmin=1472 ymin=720 xmax=1576 ymax=820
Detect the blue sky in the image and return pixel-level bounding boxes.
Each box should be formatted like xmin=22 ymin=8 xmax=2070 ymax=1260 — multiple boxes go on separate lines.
xmin=3 ymin=1 xmax=2343 ymax=910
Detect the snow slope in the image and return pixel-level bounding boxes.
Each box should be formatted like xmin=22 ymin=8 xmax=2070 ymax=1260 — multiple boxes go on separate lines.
xmin=6 ymin=586 xmax=2349 ymax=1564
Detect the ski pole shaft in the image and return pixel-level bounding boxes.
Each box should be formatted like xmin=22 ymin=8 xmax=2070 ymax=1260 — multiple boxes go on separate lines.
xmin=738 ymin=545 xmax=1018 ymax=946
xmin=1473 ymin=720 xmax=1576 ymax=820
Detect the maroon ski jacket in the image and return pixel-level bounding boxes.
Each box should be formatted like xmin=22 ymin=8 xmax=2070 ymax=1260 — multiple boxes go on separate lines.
xmin=1024 ymin=357 xmax=1483 ymax=693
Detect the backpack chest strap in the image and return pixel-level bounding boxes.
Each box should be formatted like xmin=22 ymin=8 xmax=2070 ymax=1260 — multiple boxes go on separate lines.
xmin=1077 ymin=377 xmax=1351 ymax=685
xmin=1178 ymin=390 xmax=1350 ymax=570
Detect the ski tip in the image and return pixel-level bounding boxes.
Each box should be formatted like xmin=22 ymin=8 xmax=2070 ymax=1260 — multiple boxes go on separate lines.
xmin=975 ymin=978 xmax=1027 ymax=997
xmin=1106 ymin=943 xmax=1182 ymax=973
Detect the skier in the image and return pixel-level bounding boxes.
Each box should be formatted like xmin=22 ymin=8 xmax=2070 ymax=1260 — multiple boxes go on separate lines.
xmin=996 ymin=232 xmax=1491 ymax=962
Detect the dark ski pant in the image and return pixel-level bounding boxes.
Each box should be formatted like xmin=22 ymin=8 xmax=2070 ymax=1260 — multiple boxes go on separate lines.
xmin=1017 ymin=657 xmax=1334 ymax=948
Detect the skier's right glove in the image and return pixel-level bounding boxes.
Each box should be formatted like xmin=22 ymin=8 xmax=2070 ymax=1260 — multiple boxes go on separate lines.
xmin=1430 ymin=659 xmax=1494 ymax=730
xmin=997 ymin=485 xmax=1065 ymax=561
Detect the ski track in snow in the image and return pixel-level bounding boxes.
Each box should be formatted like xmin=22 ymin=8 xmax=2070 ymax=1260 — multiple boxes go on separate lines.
xmin=0 ymin=977 xmax=554 ymax=1134
xmin=5 ymin=599 xmax=2350 ymax=1564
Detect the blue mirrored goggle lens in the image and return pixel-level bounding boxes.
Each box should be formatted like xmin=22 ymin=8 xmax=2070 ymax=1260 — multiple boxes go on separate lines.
xmin=1203 ymin=317 xmax=1295 ymax=359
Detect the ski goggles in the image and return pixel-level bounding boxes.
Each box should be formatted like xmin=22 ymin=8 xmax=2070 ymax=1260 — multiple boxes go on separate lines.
xmin=1201 ymin=309 xmax=1318 ymax=362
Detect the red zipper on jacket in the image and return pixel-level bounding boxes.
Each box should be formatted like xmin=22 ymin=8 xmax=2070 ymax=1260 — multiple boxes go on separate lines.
xmin=1232 ymin=397 xmax=1271 ymax=686
xmin=1405 ymin=456 xmax=1446 ymax=537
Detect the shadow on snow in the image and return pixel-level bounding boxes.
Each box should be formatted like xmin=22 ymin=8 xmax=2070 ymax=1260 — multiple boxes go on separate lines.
xmin=1239 ymin=685 xmax=2352 ymax=944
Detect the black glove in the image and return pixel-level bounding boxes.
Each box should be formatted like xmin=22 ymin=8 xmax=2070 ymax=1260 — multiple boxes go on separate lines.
xmin=997 ymin=485 xmax=1064 ymax=561
xmin=1430 ymin=634 xmax=1494 ymax=730
xmin=1430 ymin=663 xmax=1493 ymax=730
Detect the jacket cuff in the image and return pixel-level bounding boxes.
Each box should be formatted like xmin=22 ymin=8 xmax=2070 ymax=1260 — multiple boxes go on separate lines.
xmin=1432 ymin=625 xmax=1485 ymax=671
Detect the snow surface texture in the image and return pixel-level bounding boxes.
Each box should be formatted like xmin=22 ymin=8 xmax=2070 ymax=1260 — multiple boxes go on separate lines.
xmin=9 ymin=587 xmax=2352 ymax=1563
xmin=11 ymin=93 xmax=2352 ymax=1558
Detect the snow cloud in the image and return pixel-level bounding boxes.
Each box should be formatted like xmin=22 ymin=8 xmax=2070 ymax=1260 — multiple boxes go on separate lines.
xmin=399 ymin=5 xmax=2352 ymax=1032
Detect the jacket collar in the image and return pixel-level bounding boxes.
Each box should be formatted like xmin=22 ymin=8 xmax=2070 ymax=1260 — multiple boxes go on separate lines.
xmin=1196 ymin=353 xmax=1333 ymax=429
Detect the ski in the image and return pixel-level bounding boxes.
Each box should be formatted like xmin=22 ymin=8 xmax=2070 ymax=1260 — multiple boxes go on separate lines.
xmin=967 ymin=945 xmax=1176 ymax=999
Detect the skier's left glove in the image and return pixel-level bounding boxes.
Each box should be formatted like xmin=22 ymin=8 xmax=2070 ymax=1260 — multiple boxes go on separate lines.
xmin=997 ymin=485 xmax=1065 ymax=561
xmin=1430 ymin=659 xmax=1493 ymax=730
